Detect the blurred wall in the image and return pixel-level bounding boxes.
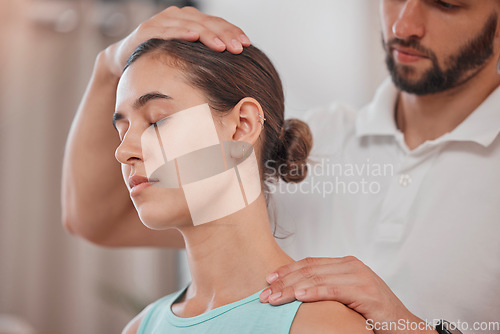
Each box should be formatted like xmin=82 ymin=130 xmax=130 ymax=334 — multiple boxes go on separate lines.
xmin=200 ymin=0 xmax=387 ymax=115
xmin=0 ymin=0 xmax=388 ymax=333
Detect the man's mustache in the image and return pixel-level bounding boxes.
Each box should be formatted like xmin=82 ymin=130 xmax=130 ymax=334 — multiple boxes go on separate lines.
xmin=385 ymin=37 xmax=435 ymax=59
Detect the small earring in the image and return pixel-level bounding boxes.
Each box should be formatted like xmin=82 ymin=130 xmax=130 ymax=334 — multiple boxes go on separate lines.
xmin=257 ymin=113 xmax=266 ymax=129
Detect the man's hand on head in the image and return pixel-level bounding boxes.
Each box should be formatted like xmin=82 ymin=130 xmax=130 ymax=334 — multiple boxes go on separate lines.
xmin=103 ymin=6 xmax=250 ymax=78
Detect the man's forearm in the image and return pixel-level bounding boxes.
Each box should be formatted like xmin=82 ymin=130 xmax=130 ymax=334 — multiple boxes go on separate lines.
xmin=366 ymin=314 xmax=439 ymax=334
xmin=61 ymin=52 xmax=129 ymax=241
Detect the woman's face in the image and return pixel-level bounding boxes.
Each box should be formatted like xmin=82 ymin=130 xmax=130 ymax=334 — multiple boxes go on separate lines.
xmin=114 ymin=54 xmax=262 ymax=230
xmin=114 ymin=54 xmax=213 ymax=230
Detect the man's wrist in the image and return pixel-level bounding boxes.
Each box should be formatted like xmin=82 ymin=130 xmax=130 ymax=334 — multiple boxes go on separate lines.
xmin=95 ymin=48 xmax=121 ymax=84
xmin=435 ymin=320 xmax=464 ymax=334
xmin=369 ymin=312 xmax=438 ymax=334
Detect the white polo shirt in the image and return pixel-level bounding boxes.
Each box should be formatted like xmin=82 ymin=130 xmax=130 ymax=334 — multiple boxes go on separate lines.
xmin=273 ymin=78 xmax=500 ymax=332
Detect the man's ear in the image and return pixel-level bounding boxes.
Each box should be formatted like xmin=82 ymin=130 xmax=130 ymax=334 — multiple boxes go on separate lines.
xmin=231 ymin=97 xmax=265 ymax=145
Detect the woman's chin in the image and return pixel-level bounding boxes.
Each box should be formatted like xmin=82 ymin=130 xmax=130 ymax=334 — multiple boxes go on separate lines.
xmin=130 ymin=188 xmax=191 ymax=230
xmin=141 ymin=220 xmax=172 ymax=231
xmin=136 ymin=201 xmax=192 ymax=230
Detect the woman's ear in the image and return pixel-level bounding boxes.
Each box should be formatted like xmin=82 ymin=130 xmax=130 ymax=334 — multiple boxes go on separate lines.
xmin=231 ymin=97 xmax=265 ymax=145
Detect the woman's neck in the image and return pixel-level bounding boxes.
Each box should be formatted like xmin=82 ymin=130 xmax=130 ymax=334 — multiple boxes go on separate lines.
xmin=173 ymin=193 xmax=293 ymax=316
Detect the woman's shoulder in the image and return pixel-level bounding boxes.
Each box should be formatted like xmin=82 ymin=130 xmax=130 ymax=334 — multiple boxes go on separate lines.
xmin=289 ymin=300 xmax=374 ymax=334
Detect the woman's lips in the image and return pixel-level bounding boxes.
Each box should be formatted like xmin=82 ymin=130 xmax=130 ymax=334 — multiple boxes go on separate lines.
xmin=130 ymin=180 xmax=158 ymax=197
xmin=130 ymin=182 xmax=151 ymax=196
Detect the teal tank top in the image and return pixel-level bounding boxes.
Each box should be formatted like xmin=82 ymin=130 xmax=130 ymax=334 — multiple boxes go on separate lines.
xmin=137 ymin=285 xmax=303 ymax=333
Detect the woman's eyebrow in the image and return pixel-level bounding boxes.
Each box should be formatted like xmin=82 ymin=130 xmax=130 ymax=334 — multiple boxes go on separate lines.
xmin=113 ymin=92 xmax=172 ymax=130
xmin=134 ymin=92 xmax=172 ymax=109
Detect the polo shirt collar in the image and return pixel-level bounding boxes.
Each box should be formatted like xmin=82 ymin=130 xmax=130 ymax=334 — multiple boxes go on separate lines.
xmin=356 ymin=78 xmax=399 ymax=137
xmin=356 ymin=78 xmax=500 ymax=148
xmin=442 ymin=84 xmax=500 ymax=147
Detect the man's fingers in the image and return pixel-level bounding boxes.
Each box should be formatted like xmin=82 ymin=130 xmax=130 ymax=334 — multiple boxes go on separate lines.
xmin=259 ymin=269 xmax=355 ymax=303
xmin=259 ymin=286 xmax=297 ymax=306
xmin=208 ymin=26 xmax=249 ymax=53
xmin=151 ymin=26 xmax=199 ymax=41
xmin=195 ymin=14 xmax=250 ymax=49
xmin=267 ymin=256 xmax=355 ymax=284
xmin=259 ymin=256 xmax=365 ymax=305
xmin=159 ymin=6 xmax=250 ymax=53
xmin=141 ymin=19 xmax=224 ymax=52
xmin=260 ymin=273 xmax=359 ymax=306
xmin=269 ymin=263 xmax=350 ymax=293
xmin=294 ymin=284 xmax=356 ymax=306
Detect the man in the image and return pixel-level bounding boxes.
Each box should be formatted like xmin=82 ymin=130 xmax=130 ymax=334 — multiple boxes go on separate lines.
xmin=62 ymin=1 xmax=500 ymax=333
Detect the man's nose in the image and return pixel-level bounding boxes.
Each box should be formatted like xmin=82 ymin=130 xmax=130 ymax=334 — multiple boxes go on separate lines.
xmin=392 ymin=0 xmax=426 ymax=40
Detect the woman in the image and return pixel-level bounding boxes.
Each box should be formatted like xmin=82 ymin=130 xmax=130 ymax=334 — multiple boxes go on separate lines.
xmin=114 ymin=38 xmax=370 ymax=333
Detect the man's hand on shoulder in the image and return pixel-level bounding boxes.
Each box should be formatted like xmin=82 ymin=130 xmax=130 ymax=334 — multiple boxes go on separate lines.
xmin=260 ymin=256 xmax=436 ymax=334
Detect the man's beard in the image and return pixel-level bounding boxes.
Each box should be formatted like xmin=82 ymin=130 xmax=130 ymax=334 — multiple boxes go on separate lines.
xmin=384 ymin=14 xmax=497 ymax=96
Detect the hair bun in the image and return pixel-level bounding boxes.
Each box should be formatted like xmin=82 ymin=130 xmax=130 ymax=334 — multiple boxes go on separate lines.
xmin=276 ymin=118 xmax=313 ymax=183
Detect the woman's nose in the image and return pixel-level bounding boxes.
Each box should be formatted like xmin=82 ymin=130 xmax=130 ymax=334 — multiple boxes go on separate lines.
xmin=392 ymin=0 xmax=425 ymax=40
xmin=115 ymin=131 xmax=143 ymax=165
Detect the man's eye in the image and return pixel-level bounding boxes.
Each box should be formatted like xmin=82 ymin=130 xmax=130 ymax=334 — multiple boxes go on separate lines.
xmin=434 ymin=0 xmax=458 ymax=10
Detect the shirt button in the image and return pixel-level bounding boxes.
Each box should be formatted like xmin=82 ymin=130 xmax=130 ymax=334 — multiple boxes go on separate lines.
xmin=399 ymin=174 xmax=412 ymax=187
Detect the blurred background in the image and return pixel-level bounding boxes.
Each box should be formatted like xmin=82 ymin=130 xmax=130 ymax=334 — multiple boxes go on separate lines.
xmin=0 ymin=0 xmax=387 ymax=333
